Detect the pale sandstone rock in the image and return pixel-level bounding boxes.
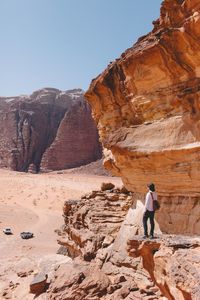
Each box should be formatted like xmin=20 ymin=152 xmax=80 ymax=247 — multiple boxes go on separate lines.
xmin=49 ymin=189 xmax=161 ymax=299
xmin=127 ymin=235 xmax=200 ymax=300
xmin=50 ymin=187 xmax=200 ymax=300
xmin=48 ymin=261 xmax=110 ymax=300
xmin=85 ymin=0 xmax=200 ymax=234
xmin=58 ymin=188 xmax=133 ymax=260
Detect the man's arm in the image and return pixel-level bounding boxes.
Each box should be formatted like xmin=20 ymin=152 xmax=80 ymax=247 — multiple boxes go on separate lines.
xmin=144 ymin=193 xmax=150 ymax=211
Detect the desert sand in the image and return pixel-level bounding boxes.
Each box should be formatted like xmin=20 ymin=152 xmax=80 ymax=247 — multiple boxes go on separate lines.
xmin=0 ymin=169 xmax=122 ymax=299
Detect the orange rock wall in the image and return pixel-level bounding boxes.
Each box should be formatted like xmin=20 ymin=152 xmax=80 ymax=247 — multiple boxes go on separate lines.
xmin=85 ymin=0 xmax=200 ymax=234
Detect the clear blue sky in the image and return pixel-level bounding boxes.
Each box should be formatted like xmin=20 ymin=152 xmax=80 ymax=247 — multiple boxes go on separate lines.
xmin=0 ymin=0 xmax=162 ymax=96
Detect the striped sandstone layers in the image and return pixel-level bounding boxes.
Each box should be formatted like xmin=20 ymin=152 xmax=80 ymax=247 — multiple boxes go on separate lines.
xmin=85 ymin=0 xmax=200 ymax=234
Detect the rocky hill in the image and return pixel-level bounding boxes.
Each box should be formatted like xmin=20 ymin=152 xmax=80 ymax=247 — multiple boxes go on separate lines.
xmin=0 ymin=88 xmax=101 ymax=172
xmin=85 ymin=0 xmax=200 ymax=235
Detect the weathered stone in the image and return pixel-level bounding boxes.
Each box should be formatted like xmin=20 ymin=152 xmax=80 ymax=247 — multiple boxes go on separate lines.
xmin=101 ymin=182 xmax=115 ymax=191
xmin=56 ymin=245 xmax=69 ymax=256
xmin=63 ymin=199 xmax=79 ymax=215
xmin=48 ymin=262 xmax=110 ymax=300
xmin=120 ymin=185 xmax=129 ymax=194
xmin=30 ymin=272 xmax=48 ymax=295
xmin=52 ymin=188 xmax=162 ymax=300
xmin=59 ymin=186 xmax=131 ymax=260
xmin=17 ymin=271 xmax=32 ymax=277
xmin=102 ymin=235 xmax=114 ymax=248
xmin=106 ymin=193 xmax=119 ymax=201
xmin=127 ymin=235 xmax=200 ymax=300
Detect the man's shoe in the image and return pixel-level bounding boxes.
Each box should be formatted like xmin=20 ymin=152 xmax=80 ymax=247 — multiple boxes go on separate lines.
xmin=150 ymin=235 xmax=154 ymax=239
xmin=143 ymin=235 xmax=148 ymax=239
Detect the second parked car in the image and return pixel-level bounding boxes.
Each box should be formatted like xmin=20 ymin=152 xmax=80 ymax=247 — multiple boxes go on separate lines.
xmin=20 ymin=232 xmax=34 ymax=239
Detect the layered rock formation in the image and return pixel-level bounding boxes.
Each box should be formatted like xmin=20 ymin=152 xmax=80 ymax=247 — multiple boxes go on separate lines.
xmin=47 ymin=185 xmax=200 ymax=300
xmin=45 ymin=1 xmax=200 ymax=299
xmin=0 ymin=88 xmax=101 ymax=172
xmin=50 ymin=185 xmax=163 ymax=300
xmin=127 ymin=235 xmax=200 ymax=300
xmin=58 ymin=184 xmax=133 ymax=260
xmin=85 ymin=0 xmax=200 ymax=234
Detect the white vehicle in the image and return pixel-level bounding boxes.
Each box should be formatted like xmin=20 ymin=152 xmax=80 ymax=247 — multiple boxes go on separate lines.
xmin=3 ymin=228 xmax=12 ymax=235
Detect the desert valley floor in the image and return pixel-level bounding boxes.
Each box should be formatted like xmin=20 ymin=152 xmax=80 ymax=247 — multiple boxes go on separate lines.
xmin=0 ymin=169 xmax=122 ymax=299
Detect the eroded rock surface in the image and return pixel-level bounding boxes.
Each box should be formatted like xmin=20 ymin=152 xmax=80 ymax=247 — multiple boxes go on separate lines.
xmin=47 ymin=185 xmax=200 ymax=300
xmin=49 ymin=187 xmax=163 ymax=300
xmin=127 ymin=235 xmax=200 ymax=300
xmin=47 ymin=1 xmax=200 ymax=298
xmin=85 ymin=0 xmax=200 ymax=234
xmin=0 ymin=88 xmax=101 ymax=172
xmin=58 ymin=184 xmax=133 ymax=260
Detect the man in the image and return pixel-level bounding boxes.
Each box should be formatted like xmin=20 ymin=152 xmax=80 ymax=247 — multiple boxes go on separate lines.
xmin=143 ymin=183 xmax=157 ymax=239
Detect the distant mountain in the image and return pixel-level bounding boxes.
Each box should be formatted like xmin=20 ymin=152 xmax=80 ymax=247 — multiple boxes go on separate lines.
xmin=0 ymin=88 xmax=102 ymax=172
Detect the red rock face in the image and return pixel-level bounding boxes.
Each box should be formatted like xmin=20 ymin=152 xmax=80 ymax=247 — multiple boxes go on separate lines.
xmin=85 ymin=0 xmax=200 ymax=234
xmin=0 ymin=88 xmax=101 ymax=172
xmin=40 ymin=99 xmax=101 ymax=171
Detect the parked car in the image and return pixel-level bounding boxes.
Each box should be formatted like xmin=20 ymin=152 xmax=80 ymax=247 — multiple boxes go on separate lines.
xmin=3 ymin=228 xmax=12 ymax=235
xmin=20 ymin=232 xmax=34 ymax=239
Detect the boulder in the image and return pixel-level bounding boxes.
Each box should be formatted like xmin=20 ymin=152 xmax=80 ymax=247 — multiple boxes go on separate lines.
xmin=30 ymin=272 xmax=48 ymax=295
xmin=101 ymin=182 xmax=115 ymax=191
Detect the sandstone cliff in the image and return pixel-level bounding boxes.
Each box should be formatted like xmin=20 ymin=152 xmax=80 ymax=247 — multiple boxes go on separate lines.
xmin=46 ymin=1 xmax=200 ymax=299
xmin=85 ymin=0 xmax=200 ymax=234
xmin=0 ymin=88 xmax=101 ymax=172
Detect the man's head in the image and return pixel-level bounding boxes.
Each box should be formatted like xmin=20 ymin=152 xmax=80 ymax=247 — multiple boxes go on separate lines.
xmin=147 ymin=183 xmax=155 ymax=192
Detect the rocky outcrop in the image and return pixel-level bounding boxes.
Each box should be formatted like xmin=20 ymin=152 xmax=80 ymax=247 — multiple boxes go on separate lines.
xmin=85 ymin=0 xmax=200 ymax=234
xmin=127 ymin=235 xmax=200 ymax=300
xmin=0 ymin=88 xmax=101 ymax=172
xmin=57 ymin=184 xmax=133 ymax=260
xmin=48 ymin=185 xmax=200 ymax=300
xmin=49 ymin=187 xmax=163 ymax=299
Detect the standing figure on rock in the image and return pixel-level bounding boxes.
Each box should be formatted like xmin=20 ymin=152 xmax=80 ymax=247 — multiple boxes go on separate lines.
xmin=143 ymin=183 xmax=157 ymax=239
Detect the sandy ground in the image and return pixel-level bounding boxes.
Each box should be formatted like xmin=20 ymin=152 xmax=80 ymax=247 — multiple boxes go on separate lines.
xmin=0 ymin=169 xmax=122 ymax=299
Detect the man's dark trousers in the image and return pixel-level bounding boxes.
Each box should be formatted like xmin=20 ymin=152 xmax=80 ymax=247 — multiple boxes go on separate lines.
xmin=143 ymin=210 xmax=155 ymax=236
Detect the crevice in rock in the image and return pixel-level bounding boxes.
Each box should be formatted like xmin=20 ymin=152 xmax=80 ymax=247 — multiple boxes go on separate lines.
xmin=177 ymin=287 xmax=192 ymax=300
